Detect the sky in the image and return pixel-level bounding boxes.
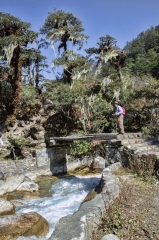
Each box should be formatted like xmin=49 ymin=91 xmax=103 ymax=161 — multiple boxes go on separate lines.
xmin=1 ymin=0 xmax=159 ymax=79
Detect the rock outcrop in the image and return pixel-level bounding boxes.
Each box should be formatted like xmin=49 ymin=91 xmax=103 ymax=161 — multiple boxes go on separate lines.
xmin=0 ymin=211 xmax=49 ymax=239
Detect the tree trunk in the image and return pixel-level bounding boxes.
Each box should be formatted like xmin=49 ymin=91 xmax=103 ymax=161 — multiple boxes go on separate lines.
xmin=35 ymin=61 xmax=39 ymax=87
xmin=11 ymin=44 xmax=22 ymax=115
xmin=117 ymin=68 xmax=124 ymax=81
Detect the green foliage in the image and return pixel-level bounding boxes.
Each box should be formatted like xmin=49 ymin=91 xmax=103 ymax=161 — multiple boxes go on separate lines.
xmin=8 ymin=136 xmax=30 ymax=148
xmin=0 ymin=80 xmax=13 ymax=122
xmin=40 ymin=9 xmax=88 ymax=49
xmin=44 ymin=77 xmax=87 ymax=108
xmin=19 ymin=84 xmax=38 ymax=106
xmin=44 ymin=78 xmax=117 ymax=134
xmin=22 ymin=39 xmax=49 ymax=86
xmin=129 ymin=77 xmax=159 ymax=102
xmin=119 ymin=76 xmax=159 ymax=134
xmin=86 ymin=35 xmax=126 ymax=80
xmin=124 ymin=26 xmax=159 ymax=79
xmin=0 ymin=12 xmax=39 ymax=114
xmin=40 ymin=9 xmax=88 ymax=83
xmin=92 ymin=95 xmax=113 ymax=132
xmin=52 ymin=50 xmax=91 ymax=84
xmin=0 ymin=12 xmax=37 ymax=49
xmin=8 ymin=136 xmax=30 ymax=159
xmin=141 ymin=126 xmax=151 ymax=137
xmin=70 ymin=140 xmax=92 ymax=156
xmin=0 ymin=12 xmax=30 ymax=29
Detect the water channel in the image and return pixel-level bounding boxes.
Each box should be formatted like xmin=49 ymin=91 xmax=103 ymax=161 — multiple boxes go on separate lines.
xmin=15 ymin=173 xmax=101 ymax=240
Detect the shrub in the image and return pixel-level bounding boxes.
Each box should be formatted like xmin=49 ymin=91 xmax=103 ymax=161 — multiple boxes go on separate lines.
xmin=70 ymin=140 xmax=92 ymax=157
xmin=7 ymin=136 xmax=30 ymax=159
xmin=128 ymin=154 xmax=156 ymax=178
xmin=19 ymin=84 xmax=38 ymax=106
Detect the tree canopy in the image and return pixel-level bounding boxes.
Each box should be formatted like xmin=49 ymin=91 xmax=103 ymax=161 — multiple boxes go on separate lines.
xmin=40 ymin=9 xmax=89 ymax=84
xmin=123 ymin=26 xmax=159 ymax=79
xmin=40 ymin=9 xmax=88 ymax=53
xmin=0 ymin=12 xmax=37 ymax=114
xmin=86 ymin=35 xmax=126 ymax=80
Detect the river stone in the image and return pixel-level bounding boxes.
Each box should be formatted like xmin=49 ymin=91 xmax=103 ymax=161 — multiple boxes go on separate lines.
xmin=101 ymin=234 xmax=120 ymax=240
xmin=22 ymin=191 xmax=40 ymax=200
xmin=17 ymin=176 xmax=39 ymax=192
xmin=91 ymin=156 xmax=106 ymax=170
xmin=0 ymin=211 xmax=49 ymax=239
xmin=0 ymin=174 xmax=25 ymax=195
xmin=0 ymin=198 xmax=15 ymax=215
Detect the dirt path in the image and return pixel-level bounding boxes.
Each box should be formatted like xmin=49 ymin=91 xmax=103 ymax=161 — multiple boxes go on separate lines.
xmin=92 ymin=169 xmax=159 ymax=240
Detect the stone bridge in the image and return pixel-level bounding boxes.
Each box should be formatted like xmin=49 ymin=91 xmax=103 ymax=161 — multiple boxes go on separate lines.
xmin=49 ymin=132 xmax=138 ymax=144
xmin=49 ymin=133 xmax=118 ymax=144
xmin=47 ymin=132 xmax=159 ymax=175
xmin=1 ymin=132 xmax=159 ymax=177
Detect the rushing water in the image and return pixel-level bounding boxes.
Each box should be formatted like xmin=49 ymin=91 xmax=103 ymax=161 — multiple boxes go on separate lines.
xmin=15 ymin=174 xmax=101 ymax=240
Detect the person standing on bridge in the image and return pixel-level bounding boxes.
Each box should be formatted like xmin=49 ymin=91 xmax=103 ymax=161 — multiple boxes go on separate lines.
xmin=112 ymin=101 xmax=125 ymax=134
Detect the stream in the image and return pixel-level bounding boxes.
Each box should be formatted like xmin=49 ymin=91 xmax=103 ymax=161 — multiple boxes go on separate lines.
xmin=15 ymin=174 xmax=101 ymax=240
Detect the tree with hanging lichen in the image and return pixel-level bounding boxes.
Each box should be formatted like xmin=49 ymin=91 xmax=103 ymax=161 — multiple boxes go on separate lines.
xmin=86 ymin=35 xmax=126 ymax=80
xmin=22 ymin=38 xmax=49 ymax=88
xmin=52 ymin=50 xmax=92 ymax=85
xmin=40 ymin=9 xmax=89 ymax=84
xmin=0 ymin=12 xmax=37 ymax=115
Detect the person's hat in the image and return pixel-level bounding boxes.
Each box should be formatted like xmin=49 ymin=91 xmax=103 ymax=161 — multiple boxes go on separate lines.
xmin=114 ymin=101 xmax=118 ymax=104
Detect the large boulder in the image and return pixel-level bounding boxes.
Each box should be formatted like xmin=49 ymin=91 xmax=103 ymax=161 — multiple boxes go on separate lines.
xmin=0 ymin=174 xmax=25 ymax=195
xmin=91 ymin=156 xmax=107 ymax=170
xmin=17 ymin=176 xmax=39 ymax=192
xmin=0 ymin=174 xmax=39 ymax=195
xmin=0 ymin=198 xmax=15 ymax=215
xmin=0 ymin=211 xmax=49 ymax=239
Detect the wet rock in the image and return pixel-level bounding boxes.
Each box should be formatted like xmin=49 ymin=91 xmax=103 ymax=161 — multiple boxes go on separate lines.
xmin=0 ymin=211 xmax=49 ymax=239
xmin=0 ymin=198 xmax=15 ymax=215
xmin=11 ymin=200 xmax=23 ymax=206
xmin=17 ymin=176 xmax=39 ymax=192
xmin=22 ymin=191 xmax=40 ymax=200
xmin=0 ymin=174 xmax=25 ymax=195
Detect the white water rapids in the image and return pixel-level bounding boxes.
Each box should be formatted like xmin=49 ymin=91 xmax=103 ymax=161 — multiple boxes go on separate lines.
xmin=15 ymin=174 xmax=101 ymax=240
